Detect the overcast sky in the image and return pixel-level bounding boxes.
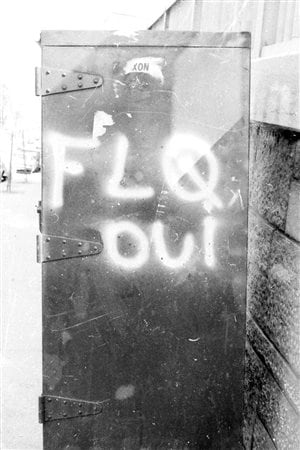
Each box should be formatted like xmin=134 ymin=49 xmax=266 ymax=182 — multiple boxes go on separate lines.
xmin=0 ymin=0 xmax=173 ymax=130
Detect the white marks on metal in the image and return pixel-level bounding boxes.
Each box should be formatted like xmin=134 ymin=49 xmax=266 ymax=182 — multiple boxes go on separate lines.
xmin=49 ymin=133 xmax=66 ymax=209
xmin=124 ymin=57 xmax=165 ymax=83
xmin=152 ymin=221 xmax=194 ymax=269
xmin=64 ymin=161 xmax=84 ymax=175
xmin=228 ymin=189 xmax=244 ymax=209
xmin=92 ymin=111 xmax=114 ymax=139
xmin=163 ymin=134 xmax=222 ymax=212
xmin=47 ymin=130 xmax=221 ymax=269
xmin=113 ymin=30 xmax=138 ymax=39
xmin=47 ymin=132 xmax=98 ymax=209
xmin=106 ymin=134 xmax=154 ymax=199
xmin=203 ymin=216 xmax=217 ymax=268
xmin=104 ymin=221 xmax=150 ymax=270
xmin=115 ymin=384 xmax=135 ymax=401
xmin=104 ymin=219 xmax=213 ymax=271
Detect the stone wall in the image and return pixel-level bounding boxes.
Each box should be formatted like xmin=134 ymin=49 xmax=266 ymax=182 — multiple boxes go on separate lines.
xmin=244 ymin=122 xmax=300 ymax=449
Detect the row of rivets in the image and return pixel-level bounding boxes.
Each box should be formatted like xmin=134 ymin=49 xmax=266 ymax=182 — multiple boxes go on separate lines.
xmin=44 ymin=399 xmax=102 ymax=421
xmin=44 ymin=239 xmax=99 ymax=260
xmin=44 ymin=75 xmax=102 ymax=94
xmin=46 ymin=70 xmax=51 ymax=94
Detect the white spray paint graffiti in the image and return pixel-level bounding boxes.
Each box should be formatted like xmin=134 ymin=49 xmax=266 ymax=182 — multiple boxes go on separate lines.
xmin=93 ymin=111 xmax=114 ymax=139
xmin=64 ymin=161 xmax=84 ymax=175
xmin=47 ymin=130 xmax=221 ymax=269
xmin=104 ymin=221 xmax=150 ymax=270
xmin=162 ymin=134 xmax=222 ymax=212
xmin=106 ymin=134 xmax=154 ymax=199
xmin=104 ymin=219 xmax=214 ymax=270
xmin=47 ymin=132 xmax=98 ymax=209
xmin=152 ymin=221 xmax=194 ymax=269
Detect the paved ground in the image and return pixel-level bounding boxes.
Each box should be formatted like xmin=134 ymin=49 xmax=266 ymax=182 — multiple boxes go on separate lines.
xmin=1 ymin=173 xmax=43 ymax=449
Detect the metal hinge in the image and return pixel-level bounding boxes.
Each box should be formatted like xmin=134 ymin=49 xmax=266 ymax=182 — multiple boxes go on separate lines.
xmin=36 ymin=234 xmax=103 ymax=263
xmin=36 ymin=200 xmax=42 ymax=232
xmin=35 ymin=67 xmax=103 ymax=96
xmin=39 ymin=395 xmax=103 ymax=423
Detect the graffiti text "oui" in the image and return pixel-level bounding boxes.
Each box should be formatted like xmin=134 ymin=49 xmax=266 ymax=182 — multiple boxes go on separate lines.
xmin=103 ymin=217 xmax=216 ymax=270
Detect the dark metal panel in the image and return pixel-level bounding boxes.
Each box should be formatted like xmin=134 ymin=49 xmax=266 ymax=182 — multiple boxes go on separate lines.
xmin=40 ymin=30 xmax=250 ymax=48
xmin=41 ymin=32 xmax=250 ymax=449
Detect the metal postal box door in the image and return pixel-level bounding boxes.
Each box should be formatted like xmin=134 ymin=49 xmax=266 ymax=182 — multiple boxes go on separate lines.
xmin=37 ymin=31 xmax=250 ymax=449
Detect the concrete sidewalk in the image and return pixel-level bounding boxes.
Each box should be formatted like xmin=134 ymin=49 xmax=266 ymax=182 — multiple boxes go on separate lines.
xmin=1 ymin=173 xmax=43 ymax=449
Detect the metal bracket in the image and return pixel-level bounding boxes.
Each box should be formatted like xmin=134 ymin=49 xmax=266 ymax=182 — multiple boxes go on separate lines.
xmin=39 ymin=395 xmax=103 ymax=423
xmin=35 ymin=67 xmax=103 ymax=96
xmin=37 ymin=234 xmax=103 ymax=263
xmin=36 ymin=200 xmax=42 ymax=233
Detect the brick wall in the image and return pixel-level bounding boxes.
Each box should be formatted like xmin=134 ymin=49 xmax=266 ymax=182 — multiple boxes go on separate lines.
xmin=244 ymin=122 xmax=300 ymax=449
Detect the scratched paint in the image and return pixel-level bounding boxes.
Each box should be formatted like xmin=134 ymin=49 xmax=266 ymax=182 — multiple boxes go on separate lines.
xmin=41 ymin=37 xmax=249 ymax=449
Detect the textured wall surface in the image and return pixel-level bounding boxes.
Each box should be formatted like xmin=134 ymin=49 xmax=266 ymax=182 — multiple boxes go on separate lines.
xmin=245 ymin=122 xmax=300 ymax=449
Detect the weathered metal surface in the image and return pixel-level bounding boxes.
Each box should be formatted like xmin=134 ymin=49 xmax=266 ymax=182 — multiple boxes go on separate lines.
xmin=40 ymin=30 xmax=250 ymax=48
xmin=40 ymin=31 xmax=250 ymax=449
xmin=39 ymin=395 xmax=104 ymax=423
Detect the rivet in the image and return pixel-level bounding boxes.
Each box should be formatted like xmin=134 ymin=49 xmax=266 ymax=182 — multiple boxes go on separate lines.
xmin=62 ymin=239 xmax=66 ymax=244
xmin=78 ymin=403 xmax=82 ymax=407
xmin=48 ymin=415 xmax=52 ymax=420
xmin=62 ymin=252 xmax=66 ymax=257
xmin=45 ymin=70 xmax=50 ymax=75
xmin=78 ymin=242 xmax=82 ymax=247
xmin=78 ymin=250 xmax=82 ymax=255
xmin=62 ymin=73 xmax=66 ymax=77
xmin=46 ymin=89 xmax=51 ymax=94
xmin=78 ymin=410 xmax=82 ymax=415
xmin=94 ymin=246 xmax=98 ymax=251
xmin=47 ymin=398 xmax=52 ymax=402
xmin=63 ymin=412 xmax=67 ymax=417
xmin=62 ymin=85 xmax=67 ymax=91
xmin=93 ymin=78 xmax=99 ymax=84
xmin=46 ymin=237 xmax=51 ymax=242
xmin=78 ymin=82 xmax=83 ymax=88
xmin=63 ymin=400 xmax=67 ymax=405
xmin=77 ymin=74 xmax=83 ymax=80
xmin=46 ymin=255 xmax=51 ymax=260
